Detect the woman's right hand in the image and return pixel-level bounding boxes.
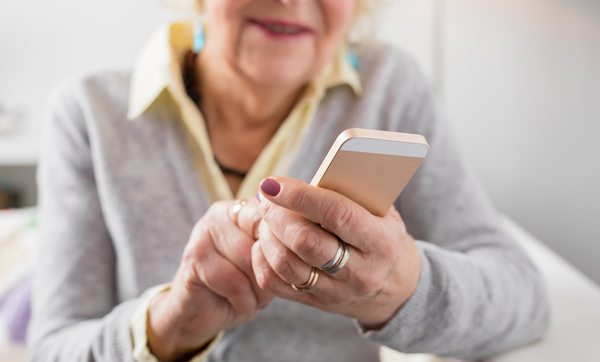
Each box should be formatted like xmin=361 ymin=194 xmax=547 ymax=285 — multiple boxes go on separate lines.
xmin=147 ymin=199 xmax=273 ymax=362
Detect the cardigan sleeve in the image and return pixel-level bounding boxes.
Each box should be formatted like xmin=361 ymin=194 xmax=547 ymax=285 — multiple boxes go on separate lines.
xmin=28 ymin=79 xmax=140 ymax=362
xmin=357 ymin=56 xmax=551 ymax=360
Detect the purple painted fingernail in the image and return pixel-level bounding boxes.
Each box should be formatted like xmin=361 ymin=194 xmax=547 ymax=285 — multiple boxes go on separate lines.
xmin=260 ymin=178 xmax=281 ymax=197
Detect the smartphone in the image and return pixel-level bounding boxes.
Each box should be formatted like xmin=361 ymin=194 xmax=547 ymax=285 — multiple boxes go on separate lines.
xmin=310 ymin=128 xmax=429 ymax=217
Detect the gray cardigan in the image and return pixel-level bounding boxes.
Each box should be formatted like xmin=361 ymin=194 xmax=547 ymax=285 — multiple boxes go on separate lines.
xmin=28 ymin=43 xmax=550 ymax=362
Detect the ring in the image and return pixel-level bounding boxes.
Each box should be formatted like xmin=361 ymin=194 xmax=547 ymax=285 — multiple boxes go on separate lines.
xmin=291 ymin=267 xmax=319 ymax=291
xmin=320 ymin=241 xmax=349 ymax=274
xmin=231 ymin=199 xmax=247 ymax=226
xmin=319 ymin=239 xmax=344 ymax=271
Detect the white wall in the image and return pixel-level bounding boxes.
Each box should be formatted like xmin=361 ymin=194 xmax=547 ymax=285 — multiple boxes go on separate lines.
xmin=376 ymin=0 xmax=437 ymax=82
xmin=378 ymin=0 xmax=600 ymax=284
xmin=0 ymin=0 xmax=167 ymax=133
xmin=444 ymin=0 xmax=600 ymax=283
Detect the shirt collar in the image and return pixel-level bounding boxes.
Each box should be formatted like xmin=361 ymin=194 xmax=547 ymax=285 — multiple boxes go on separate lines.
xmin=128 ymin=22 xmax=362 ymax=120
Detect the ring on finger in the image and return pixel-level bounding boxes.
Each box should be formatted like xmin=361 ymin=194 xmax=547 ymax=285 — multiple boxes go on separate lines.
xmin=231 ymin=199 xmax=248 ymax=226
xmin=320 ymin=240 xmax=349 ymax=274
xmin=291 ymin=267 xmax=319 ymax=291
xmin=319 ymin=239 xmax=344 ymax=271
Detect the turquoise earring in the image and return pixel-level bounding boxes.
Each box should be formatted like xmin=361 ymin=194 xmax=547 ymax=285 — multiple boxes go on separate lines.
xmin=348 ymin=45 xmax=359 ymax=70
xmin=193 ymin=19 xmax=205 ymax=53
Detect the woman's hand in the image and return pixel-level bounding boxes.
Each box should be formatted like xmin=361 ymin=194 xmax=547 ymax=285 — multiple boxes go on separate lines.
xmin=147 ymin=199 xmax=273 ymax=362
xmin=252 ymin=177 xmax=421 ymax=330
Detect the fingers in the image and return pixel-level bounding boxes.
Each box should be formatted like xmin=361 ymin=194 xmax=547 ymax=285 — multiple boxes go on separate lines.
xmin=228 ymin=198 xmax=262 ymax=240
xmin=221 ymin=199 xmax=273 ymax=303
xmin=259 ymin=202 xmax=343 ymax=271
xmin=255 ymin=220 xmax=313 ymax=284
xmin=210 ymin=220 xmax=273 ymax=305
xmin=188 ymin=239 xmax=258 ymax=314
xmin=251 ymin=234 xmax=358 ymax=310
xmin=251 ymin=236 xmax=325 ymax=305
xmin=186 ymin=201 xmax=273 ymax=310
xmin=206 ymin=202 xmax=256 ymax=278
xmin=258 ymin=177 xmax=384 ymax=252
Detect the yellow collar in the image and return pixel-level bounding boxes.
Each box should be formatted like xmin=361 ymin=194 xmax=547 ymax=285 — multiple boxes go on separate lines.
xmin=127 ymin=22 xmax=362 ymax=120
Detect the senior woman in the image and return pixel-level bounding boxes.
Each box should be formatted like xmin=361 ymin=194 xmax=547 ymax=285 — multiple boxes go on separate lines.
xmin=29 ymin=0 xmax=549 ymax=361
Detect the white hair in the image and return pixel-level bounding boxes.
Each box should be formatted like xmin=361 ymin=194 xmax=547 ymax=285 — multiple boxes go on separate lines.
xmin=352 ymin=0 xmax=388 ymax=42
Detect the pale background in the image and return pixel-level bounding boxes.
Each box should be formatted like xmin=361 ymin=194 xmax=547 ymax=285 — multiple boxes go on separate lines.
xmin=0 ymin=0 xmax=599 ymax=284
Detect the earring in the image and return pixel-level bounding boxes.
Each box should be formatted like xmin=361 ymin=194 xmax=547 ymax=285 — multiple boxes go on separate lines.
xmin=192 ymin=18 xmax=205 ymax=53
xmin=348 ymin=44 xmax=359 ymax=70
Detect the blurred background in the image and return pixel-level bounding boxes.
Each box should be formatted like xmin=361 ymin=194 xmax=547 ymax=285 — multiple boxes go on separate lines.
xmin=2 ymin=0 xmax=597 ymax=282
xmin=0 ymin=0 xmax=600 ymax=296
xmin=1 ymin=0 xmax=599 ymax=360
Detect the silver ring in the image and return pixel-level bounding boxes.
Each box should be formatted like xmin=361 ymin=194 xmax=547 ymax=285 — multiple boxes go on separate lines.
xmin=320 ymin=241 xmax=350 ymax=274
xmin=326 ymin=242 xmax=349 ymax=274
xmin=231 ymin=199 xmax=247 ymax=226
xmin=319 ymin=239 xmax=344 ymax=271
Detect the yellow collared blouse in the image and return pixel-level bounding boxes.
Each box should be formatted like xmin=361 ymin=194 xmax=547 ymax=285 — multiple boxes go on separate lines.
xmin=128 ymin=22 xmax=361 ymax=202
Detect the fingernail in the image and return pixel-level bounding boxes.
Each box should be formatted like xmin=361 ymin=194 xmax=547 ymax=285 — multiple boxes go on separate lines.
xmin=256 ymin=188 xmax=265 ymax=203
xmin=260 ymin=178 xmax=281 ymax=197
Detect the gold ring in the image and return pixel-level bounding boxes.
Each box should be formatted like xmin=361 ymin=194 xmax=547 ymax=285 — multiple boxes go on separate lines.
xmin=291 ymin=267 xmax=319 ymax=291
xmin=231 ymin=199 xmax=247 ymax=226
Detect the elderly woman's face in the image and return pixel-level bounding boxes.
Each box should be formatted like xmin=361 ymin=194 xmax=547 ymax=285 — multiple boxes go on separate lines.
xmin=202 ymin=0 xmax=356 ymax=88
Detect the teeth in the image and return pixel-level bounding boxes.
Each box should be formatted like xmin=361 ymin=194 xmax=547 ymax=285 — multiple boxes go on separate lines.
xmin=264 ymin=24 xmax=302 ymax=35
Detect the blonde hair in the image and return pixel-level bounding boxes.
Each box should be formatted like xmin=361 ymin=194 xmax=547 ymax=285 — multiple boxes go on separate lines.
xmin=160 ymin=0 xmax=386 ymax=43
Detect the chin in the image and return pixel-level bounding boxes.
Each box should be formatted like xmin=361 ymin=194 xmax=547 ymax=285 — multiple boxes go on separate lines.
xmin=240 ymin=55 xmax=315 ymax=90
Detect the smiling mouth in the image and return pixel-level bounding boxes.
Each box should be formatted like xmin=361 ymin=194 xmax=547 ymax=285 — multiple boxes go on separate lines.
xmin=249 ymin=19 xmax=312 ymax=37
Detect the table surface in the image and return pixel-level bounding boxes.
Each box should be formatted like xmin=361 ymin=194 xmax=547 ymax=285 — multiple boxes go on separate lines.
xmin=489 ymin=217 xmax=600 ymax=362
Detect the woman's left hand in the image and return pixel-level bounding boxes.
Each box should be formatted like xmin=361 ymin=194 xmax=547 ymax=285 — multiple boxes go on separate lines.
xmin=250 ymin=176 xmax=422 ymax=330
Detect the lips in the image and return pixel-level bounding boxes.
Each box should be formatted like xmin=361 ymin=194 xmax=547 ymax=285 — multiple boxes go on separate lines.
xmin=249 ymin=19 xmax=313 ymax=38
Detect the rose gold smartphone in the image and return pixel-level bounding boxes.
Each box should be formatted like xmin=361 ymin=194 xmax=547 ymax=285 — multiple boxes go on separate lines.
xmin=310 ymin=128 xmax=429 ymax=217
